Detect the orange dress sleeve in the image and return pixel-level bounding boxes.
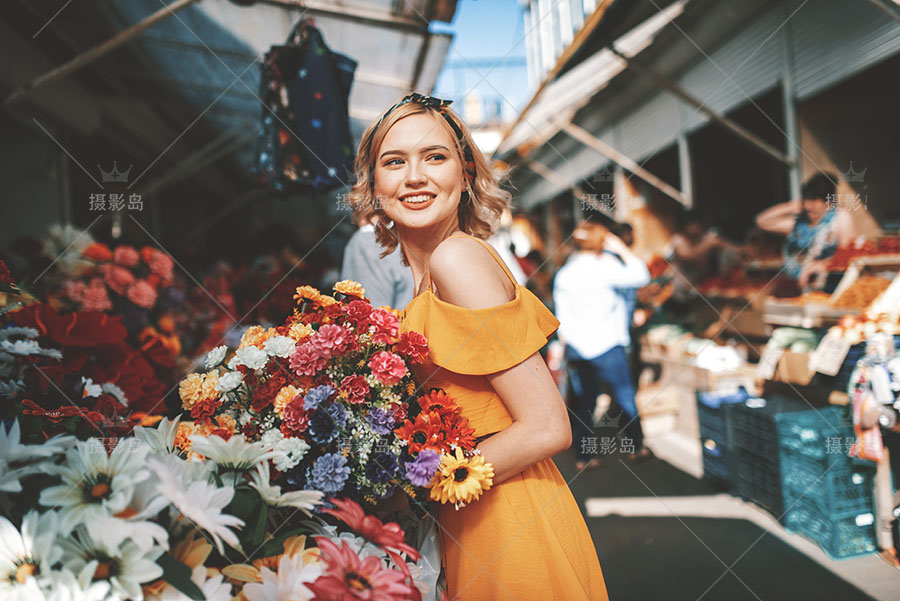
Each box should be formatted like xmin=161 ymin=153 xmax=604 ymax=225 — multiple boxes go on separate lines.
xmin=402 ymin=286 xmax=559 ymax=376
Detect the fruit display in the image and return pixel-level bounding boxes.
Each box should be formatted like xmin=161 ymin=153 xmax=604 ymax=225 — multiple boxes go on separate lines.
xmin=831 ymin=275 xmax=893 ymax=310
xmin=827 ymin=237 xmax=900 ymax=271
xmin=828 ymin=312 xmax=900 ymax=345
xmin=784 ymin=291 xmax=832 ymax=305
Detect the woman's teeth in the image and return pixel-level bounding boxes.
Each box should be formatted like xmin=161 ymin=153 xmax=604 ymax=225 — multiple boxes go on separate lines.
xmin=402 ymin=194 xmax=434 ymax=204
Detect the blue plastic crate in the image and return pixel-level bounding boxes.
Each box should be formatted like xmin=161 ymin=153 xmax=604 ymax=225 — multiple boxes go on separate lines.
xmin=735 ymin=446 xmax=783 ymax=516
xmin=782 ymin=505 xmax=877 ymax=559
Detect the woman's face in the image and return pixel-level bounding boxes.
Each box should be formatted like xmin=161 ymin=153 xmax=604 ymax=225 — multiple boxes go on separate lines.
xmin=373 ymin=113 xmax=465 ymax=236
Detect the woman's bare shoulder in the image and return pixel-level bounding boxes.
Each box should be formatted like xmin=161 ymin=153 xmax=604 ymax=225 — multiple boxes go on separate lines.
xmin=429 ymin=236 xmax=515 ymax=309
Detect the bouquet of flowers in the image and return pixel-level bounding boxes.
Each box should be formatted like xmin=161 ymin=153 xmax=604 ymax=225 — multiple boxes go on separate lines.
xmin=177 ymin=280 xmax=494 ymax=513
xmin=0 ymin=416 xmax=430 ymax=601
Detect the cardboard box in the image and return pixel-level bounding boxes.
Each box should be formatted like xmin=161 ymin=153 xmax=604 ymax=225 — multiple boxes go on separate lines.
xmin=774 ymin=351 xmax=815 ymax=385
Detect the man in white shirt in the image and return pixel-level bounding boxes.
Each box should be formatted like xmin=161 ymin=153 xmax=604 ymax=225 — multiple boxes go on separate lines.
xmin=341 ymin=217 xmax=414 ymax=310
xmin=553 ymin=212 xmax=651 ymax=468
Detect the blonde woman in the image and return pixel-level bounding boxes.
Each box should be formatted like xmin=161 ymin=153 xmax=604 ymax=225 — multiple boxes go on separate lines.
xmin=350 ymin=93 xmax=608 ymax=600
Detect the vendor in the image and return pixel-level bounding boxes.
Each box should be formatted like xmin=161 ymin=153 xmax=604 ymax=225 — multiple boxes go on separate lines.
xmin=755 ymin=172 xmax=856 ymax=289
xmin=668 ymin=210 xmax=732 ymax=302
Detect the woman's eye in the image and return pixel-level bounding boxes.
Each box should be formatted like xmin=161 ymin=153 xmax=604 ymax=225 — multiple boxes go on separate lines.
xmin=385 ymin=158 xmax=403 ymax=166
xmin=428 ymin=154 xmax=447 ymax=161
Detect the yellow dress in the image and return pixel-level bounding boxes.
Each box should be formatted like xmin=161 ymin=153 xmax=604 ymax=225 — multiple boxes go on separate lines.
xmin=399 ymin=235 xmax=609 ymax=601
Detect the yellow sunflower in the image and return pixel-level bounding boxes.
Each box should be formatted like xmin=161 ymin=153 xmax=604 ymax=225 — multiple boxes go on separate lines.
xmin=333 ymin=279 xmax=365 ymax=297
xmin=429 ymin=447 xmax=494 ymax=506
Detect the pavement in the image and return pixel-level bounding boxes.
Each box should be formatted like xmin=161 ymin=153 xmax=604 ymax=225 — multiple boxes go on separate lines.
xmin=552 ymin=419 xmax=900 ymax=601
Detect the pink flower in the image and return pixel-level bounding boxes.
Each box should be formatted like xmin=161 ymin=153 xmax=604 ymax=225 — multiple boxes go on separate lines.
xmin=311 ymin=324 xmax=355 ymax=358
xmin=308 ymin=536 xmax=416 ymax=601
xmin=102 ymin=263 xmax=135 ymax=295
xmin=396 ymin=331 xmax=429 ymax=364
xmin=346 ymin=300 xmax=374 ymax=328
xmin=112 ymin=245 xmax=140 ymax=267
xmin=368 ymin=351 xmax=407 ymax=386
xmin=290 ymin=342 xmax=327 ymax=376
xmin=369 ymin=309 xmax=400 ymax=344
xmin=282 ymin=397 xmax=310 ymax=433
xmin=126 ymin=279 xmax=157 ymax=309
xmin=340 ymin=375 xmax=370 ymax=404
xmin=64 ymin=280 xmax=87 ymax=303
xmin=144 ymin=248 xmax=174 ymax=284
xmin=80 ymin=279 xmax=112 ymax=312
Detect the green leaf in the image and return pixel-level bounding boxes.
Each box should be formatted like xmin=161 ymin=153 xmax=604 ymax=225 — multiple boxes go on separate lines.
xmin=245 ymin=499 xmax=268 ymax=550
xmin=157 ymin=553 xmax=205 ymax=600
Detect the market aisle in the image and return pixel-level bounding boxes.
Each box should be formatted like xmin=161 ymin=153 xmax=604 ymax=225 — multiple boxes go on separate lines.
xmin=553 ymin=447 xmax=886 ymax=601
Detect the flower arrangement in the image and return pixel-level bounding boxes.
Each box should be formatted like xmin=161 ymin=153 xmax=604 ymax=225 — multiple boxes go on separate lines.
xmin=0 ymin=416 xmax=429 ymax=601
xmin=177 ymin=280 xmax=494 ymax=512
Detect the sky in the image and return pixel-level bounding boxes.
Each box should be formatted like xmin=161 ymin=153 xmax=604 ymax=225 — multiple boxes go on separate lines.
xmin=431 ymin=0 xmax=532 ymax=124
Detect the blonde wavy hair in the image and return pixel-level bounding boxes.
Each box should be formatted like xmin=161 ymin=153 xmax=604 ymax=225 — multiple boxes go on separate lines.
xmin=349 ymin=97 xmax=511 ymax=262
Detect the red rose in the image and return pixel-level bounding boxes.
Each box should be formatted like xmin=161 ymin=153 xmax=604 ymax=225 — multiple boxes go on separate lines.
xmin=369 ymin=308 xmax=400 ymax=344
xmin=346 ymin=300 xmax=373 ymax=327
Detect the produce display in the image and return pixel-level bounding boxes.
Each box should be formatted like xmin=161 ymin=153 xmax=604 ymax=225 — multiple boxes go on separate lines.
xmin=827 ymin=237 xmax=900 ymax=271
xmin=831 ymin=276 xmax=893 ymax=310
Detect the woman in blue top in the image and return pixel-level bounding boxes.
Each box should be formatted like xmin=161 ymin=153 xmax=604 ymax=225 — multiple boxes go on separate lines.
xmin=756 ymin=173 xmax=856 ymax=289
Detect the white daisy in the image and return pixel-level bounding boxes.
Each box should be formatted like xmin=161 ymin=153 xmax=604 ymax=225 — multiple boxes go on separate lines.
xmin=1 ymin=340 xmax=42 ymax=356
xmin=241 ymin=553 xmax=322 ymax=601
xmin=214 ymin=371 xmax=243 ymax=393
xmin=147 ymin=565 xmax=232 ymax=601
xmin=0 ymin=379 xmax=26 ymax=399
xmin=249 ymin=462 xmax=322 ymax=516
xmin=91 ymin=477 xmax=170 ymax=552
xmin=0 ymin=327 xmax=39 ymax=340
xmin=262 ymin=336 xmax=295 ymax=358
xmin=100 ymin=383 xmax=128 ymax=405
xmin=188 ymin=434 xmax=274 ymax=473
xmin=80 ymin=378 xmax=102 ymax=398
xmin=271 ymin=437 xmax=310 ymax=472
xmin=61 ymin=531 xmax=162 ymax=601
xmin=230 ymin=346 xmax=268 ymax=370
xmin=134 ymin=416 xmax=181 ymax=455
xmin=1 ymin=421 xmax=75 ymax=493
xmin=0 ymin=511 xmax=61 ymax=600
xmin=146 ymin=455 xmax=244 ymax=555
xmin=44 ymin=567 xmax=110 ymax=601
xmin=204 ymin=345 xmax=228 ymax=369
xmin=39 ymin=438 xmax=149 ymax=535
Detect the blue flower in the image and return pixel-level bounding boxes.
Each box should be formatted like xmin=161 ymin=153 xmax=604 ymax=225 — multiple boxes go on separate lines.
xmin=365 ymin=407 xmax=394 ymax=435
xmin=303 ymin=385 xmax=335 ymax=411
xmin=309 ymin=410 xmax=338 ymax=445
xmin=366 ymin=452 xmax=399 ymax=484
xmin=325 ymin=403 xmax=347 ymax=428
xmin=404 ymin=449 xmax=442 ymax=487
xmin=308 ymin=453 xmax=349 ymax=494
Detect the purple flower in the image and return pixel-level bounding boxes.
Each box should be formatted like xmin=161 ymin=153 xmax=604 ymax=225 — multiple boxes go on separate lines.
xmin=404 ymin=449 xmax=442 ymax=487
xmin=303 ymin=384 xmax=335 ymax=411
xmin=308 ymin=453 xmax=350 ymax=493
xmin=365 ymin=407 xmax=394 ymax=435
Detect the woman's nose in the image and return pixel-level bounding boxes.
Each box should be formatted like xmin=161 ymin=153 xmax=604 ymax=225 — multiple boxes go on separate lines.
xmin=406 ymin=161 xmax=427 ymax=185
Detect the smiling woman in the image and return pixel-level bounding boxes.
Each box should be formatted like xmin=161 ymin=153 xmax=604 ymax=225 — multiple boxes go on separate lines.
xmin=347 ymin=94 xmax=609 ymax=601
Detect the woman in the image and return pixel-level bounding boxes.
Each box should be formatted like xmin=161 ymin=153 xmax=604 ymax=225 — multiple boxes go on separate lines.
xmin=756 ymin=172 xmax=855 ymax=289
xmin=350 ymin=93 xmax=608 ymax=600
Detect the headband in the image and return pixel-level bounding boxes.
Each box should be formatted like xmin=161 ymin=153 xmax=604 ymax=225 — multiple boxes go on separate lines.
xmin=369 ymin=92 xmax=476 ymax=185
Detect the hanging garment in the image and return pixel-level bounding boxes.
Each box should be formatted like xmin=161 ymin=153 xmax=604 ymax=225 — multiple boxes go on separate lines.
xmin=252 ymin=18 xmax=357 ymax=193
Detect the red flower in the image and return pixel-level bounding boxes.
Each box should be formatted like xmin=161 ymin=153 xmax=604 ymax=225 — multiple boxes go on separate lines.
xmin=112 ymin=245 xmax=140 ymax=267
xmin=396 ymin=331 xmax=429 ymax=364
xmin=141 ymin=246 xmax=174 ymax=284
xmin=81 ymin=279 xmax=112 ymax=312
xmin=83 ymin=242 xmax=112 ymax=262
xmin=339 ymin=375 xmax=370 ymax=404
xmin=369 ymin=309 xmax=399 ymax=344
xmin=190 ymin=397 xmax=218 ymax=420
xmin=346 ymin=300 xmax=373 ymax=328
xmin=416 ymin=390 xmax=458 ymax=418
xmin=395 ymin=414 xmax=445 ymax=455
xmin=0 ymin=258 xmax=15 ymax=286
xmin=320 ymin=498 xmax=420 ymax=561
xmin=368 ymin=351 xmax=407 ymax=386
xmin=389 ymin=401 xmax=408 ymax=423
xmin=309 ymin=536 xmax=417 ymax=601
xmin=251 ymin=371 xmax=288 ymax=413
xmin=11 ymin=305 xmax=127 ymax=347
xmin=322 ymin=303 xmax=347 ymax=321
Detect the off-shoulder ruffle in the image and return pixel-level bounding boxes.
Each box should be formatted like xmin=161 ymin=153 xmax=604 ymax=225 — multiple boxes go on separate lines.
xmin=400 ymin=285 xmax=559 ymax=376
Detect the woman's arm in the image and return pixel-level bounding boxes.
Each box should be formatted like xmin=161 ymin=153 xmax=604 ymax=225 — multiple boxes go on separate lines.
xmin=756 ymin=201 xmax=800 ymax=235
xmin=429 ymin=238 xmax=572 ymax=485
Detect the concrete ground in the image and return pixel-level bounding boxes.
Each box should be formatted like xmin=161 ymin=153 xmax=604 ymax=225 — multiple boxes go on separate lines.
xmin=553 ymin=416 xmax=900 ymax=601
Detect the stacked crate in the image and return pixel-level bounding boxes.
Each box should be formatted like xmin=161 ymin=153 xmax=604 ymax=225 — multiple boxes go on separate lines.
xmin=696 ymin=388 xmax=750 ymax=488
xmin=776 ymin=406 xmax=877 ymax=559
